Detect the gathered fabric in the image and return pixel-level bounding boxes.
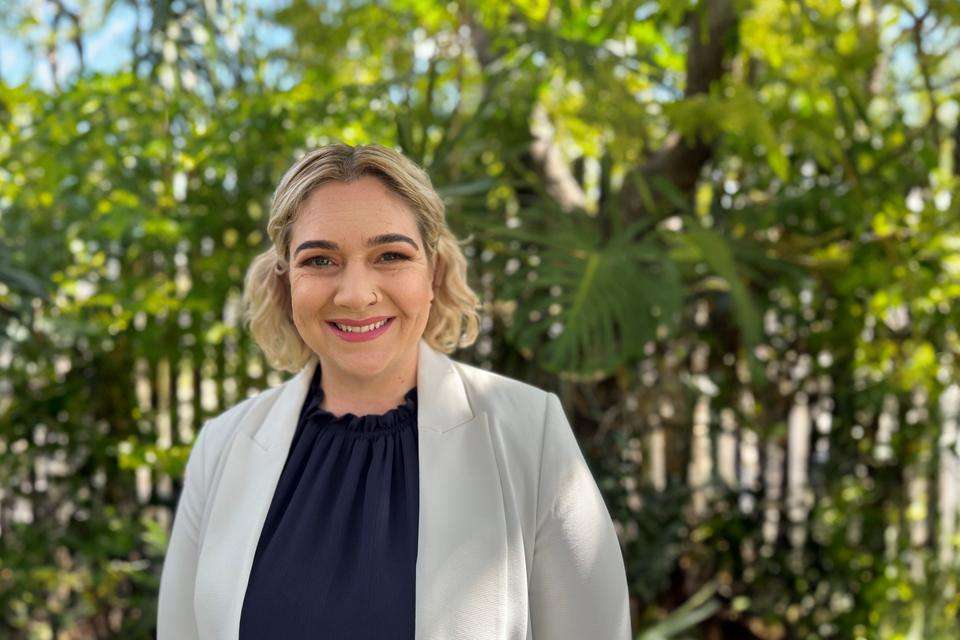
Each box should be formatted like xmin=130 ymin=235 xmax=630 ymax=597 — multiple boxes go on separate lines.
xmin=239 ymin=364 xmax=419 ymax=640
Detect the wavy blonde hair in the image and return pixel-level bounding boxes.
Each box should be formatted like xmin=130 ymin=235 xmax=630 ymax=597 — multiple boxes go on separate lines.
xmin=242 ymin=142 xmax=482 ymax=373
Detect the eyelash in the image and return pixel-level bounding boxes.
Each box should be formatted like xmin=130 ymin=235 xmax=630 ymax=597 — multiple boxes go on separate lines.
xmin=303 ymin=252 xmax=409 ymax=268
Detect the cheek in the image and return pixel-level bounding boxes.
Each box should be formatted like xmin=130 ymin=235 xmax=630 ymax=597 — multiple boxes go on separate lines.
xmin=393 ymin=277 xmax=434 ymax=315
xmin=289 ymin=278 xmax=329 ymax=312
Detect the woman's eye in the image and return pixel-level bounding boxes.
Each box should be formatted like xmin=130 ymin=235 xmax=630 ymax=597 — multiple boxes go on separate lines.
xmin=304 ymin=253 xmax=408 ymax=268
xmin=306 ymin=256 xmax=333 ymax=267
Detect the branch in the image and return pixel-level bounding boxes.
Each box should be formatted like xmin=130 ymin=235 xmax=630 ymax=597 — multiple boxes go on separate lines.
xmin=461 ymin=6 xmax=588 ymax=213
xmin=528 ymin=102 xmax=589 ymax=213
xmin=49 ymin=0 xmax=84 ymax=74
xmin=910 ymin=10 xmax=942 ymax=145
xmin=620 ymin=0 xmax=738 ymax=223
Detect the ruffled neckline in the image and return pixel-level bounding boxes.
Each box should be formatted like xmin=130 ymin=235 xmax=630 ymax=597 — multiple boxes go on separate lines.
xmin=300 ymin=365 xmax=417 ymax=436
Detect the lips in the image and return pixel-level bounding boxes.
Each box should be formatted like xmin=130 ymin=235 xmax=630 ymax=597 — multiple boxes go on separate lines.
xmin=326 ymin=316 xmax=396 ymax=341
xmin=328 ymin=315 xmax=394 ymax=327
xmin=327 ymin=317 xmax=394 ymax=330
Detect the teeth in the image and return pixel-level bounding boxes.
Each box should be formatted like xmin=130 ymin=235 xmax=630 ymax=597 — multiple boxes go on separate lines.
xmin=334 ymin=318 xmax=389 ymax=333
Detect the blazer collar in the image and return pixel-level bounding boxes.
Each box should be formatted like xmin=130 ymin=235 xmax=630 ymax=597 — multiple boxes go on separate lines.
xmin=252 ymin=338 xmax=474 ymax=451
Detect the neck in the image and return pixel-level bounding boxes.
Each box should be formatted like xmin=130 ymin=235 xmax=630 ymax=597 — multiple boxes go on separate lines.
xmin=316 ymin=345 xmax=418 ymax=418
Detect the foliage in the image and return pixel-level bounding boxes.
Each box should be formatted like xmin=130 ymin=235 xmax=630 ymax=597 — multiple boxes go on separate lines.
xmin=1 ymin=0 xmax=959 ymax=638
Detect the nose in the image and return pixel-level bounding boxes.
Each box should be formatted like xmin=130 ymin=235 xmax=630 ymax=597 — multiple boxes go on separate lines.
xmin=332 ymin=261 xmax=379 ymax=310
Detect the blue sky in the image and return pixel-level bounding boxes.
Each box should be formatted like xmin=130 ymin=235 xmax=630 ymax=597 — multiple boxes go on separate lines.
xmin=3 ymin=2 xmax=138 ymax=89
xmin=0 ymin=0 xmax=291 ymax=91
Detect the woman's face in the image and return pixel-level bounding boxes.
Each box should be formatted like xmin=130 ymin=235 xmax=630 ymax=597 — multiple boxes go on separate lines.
xmin=286 ymin=175 xmax=437 ymax=385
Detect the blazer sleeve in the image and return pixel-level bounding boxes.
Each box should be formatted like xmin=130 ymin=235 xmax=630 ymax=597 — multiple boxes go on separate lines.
xmin=157 ymin=420 xmax=209 ymax=640
xmin=529 ymin=392 xmax=631 ymax=639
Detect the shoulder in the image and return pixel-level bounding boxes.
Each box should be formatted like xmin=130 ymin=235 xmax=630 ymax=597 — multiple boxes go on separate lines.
xmin=451 ymin=358 xmax=556 ymax=438
xmin=190 ymin=382 xmax=287 ymax=479
xmin=449 ymin=358 xmax=580 ymax=536
xmin=204 ymin=382 xmax=284 ymax=436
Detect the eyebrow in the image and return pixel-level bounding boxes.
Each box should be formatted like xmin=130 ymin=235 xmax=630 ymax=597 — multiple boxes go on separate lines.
xmin=294 ymin=233 xmax=420 ymax=257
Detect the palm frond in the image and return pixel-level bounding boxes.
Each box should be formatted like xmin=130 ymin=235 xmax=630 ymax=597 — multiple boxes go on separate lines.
xmin=492 ymin=214 xmax=682 ymax=377
xmin=637 ymin=578 xmax=721 ymax=640
xmin=0 ymin=260 xmax=47 ymax=300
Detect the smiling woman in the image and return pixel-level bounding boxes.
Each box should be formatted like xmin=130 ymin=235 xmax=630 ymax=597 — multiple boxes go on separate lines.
xmin=156 ymin=143 xmax=630 ymax=640
xmin=245 ymin=143 xmax=481 ymax=379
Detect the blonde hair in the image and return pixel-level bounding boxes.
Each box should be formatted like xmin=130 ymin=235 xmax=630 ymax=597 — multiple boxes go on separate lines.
xmin=242 ymin=142 xmax=482 ymax=373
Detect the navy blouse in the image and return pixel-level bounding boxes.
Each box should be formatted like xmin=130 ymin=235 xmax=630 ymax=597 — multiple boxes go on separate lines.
xmin=239 ymin=364 xmax=419 ymax=639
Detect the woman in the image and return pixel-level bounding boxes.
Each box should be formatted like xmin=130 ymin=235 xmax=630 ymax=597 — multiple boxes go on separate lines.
xmin=157 ymin=143 xmax=630 ymax=639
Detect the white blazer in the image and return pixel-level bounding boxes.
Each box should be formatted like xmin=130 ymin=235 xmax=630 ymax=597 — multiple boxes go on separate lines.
xmin=158 ymin=338 xmax=631 ymax=639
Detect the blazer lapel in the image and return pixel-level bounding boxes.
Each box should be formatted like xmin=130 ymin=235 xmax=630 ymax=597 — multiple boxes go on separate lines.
xmin=194 ymin=339 xmax=508 ymax=640
xmin=415 ymin=341 xmax=507 ymax=640
xmin=193 ymin=354 xmax=315 ymax=639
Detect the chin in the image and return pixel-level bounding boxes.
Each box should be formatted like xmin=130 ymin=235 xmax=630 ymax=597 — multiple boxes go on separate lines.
xmin=331 ymin=351 xmax=393 ymax=374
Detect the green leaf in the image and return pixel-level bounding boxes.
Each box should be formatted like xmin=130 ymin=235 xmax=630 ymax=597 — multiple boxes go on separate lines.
xmin=500 ymin=220 xmax=682 ymax=377
xmin=683 ymin=226 xmax=766 ymax=385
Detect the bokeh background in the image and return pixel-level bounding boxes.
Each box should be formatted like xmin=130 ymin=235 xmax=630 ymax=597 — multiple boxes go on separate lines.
xmin=1 ymin=0 xmax=959 ymax=638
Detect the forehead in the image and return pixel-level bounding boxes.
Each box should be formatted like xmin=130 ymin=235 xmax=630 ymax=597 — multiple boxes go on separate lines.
xmin=291 ymin=176 xmax=419 ymax=241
